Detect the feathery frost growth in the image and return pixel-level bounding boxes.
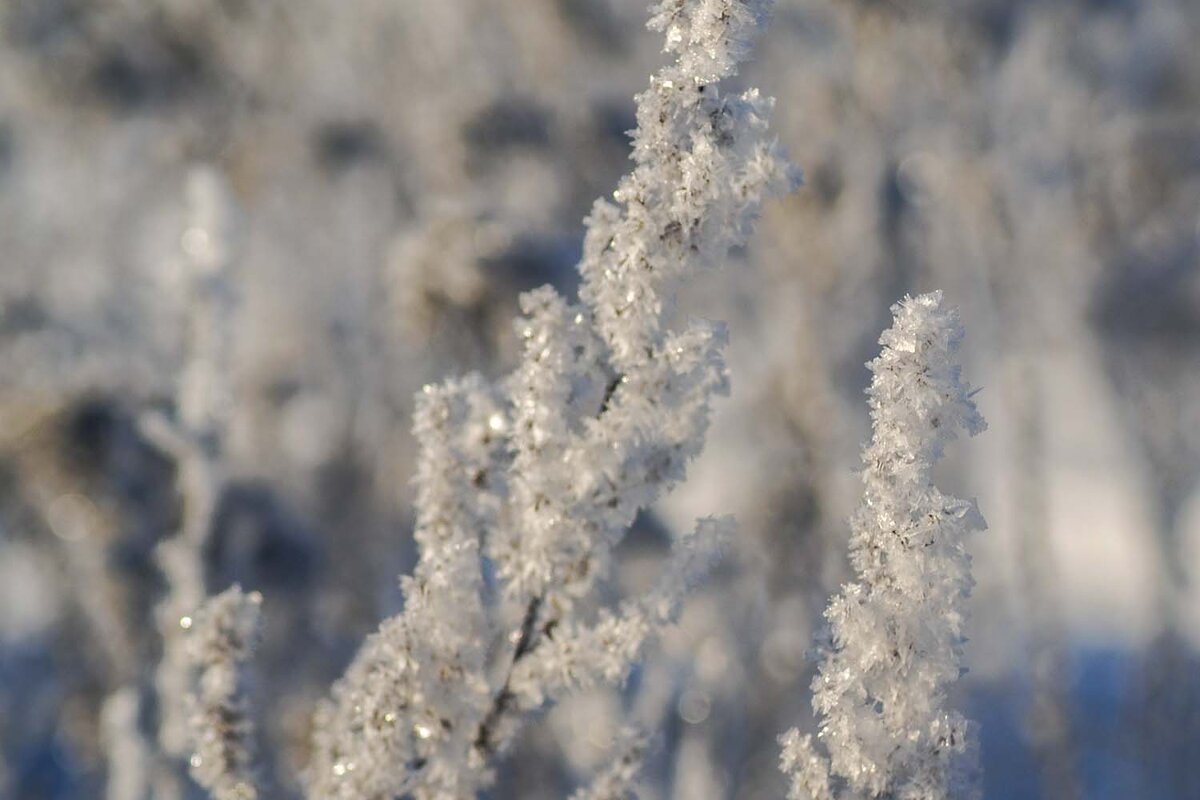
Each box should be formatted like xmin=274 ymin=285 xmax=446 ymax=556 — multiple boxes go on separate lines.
xmin=568 ymin=727 xmax=652 ymax=800
xmin=307 ymin=376 xmax=502 ymax=799
xmin=306 ymin=1 xmax=797 ymax=797
xmin=780 ymin=292 xmax=987 ymax=800
xmin=184 ymin=586 xmax=263 ymax=800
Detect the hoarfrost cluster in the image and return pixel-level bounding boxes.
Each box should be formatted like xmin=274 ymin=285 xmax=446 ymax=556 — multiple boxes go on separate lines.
xmin=781 ymin=293 xmax=986 ymax=800
xmin=307 ymin=1 xmax=796 ymax=797
xmin=2 ymin=0 xmax=1199 ymax=797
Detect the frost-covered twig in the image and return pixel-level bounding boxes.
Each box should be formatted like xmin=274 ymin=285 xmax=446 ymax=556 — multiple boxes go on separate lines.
xmin=483 ymin=0 xmax=798 ymax=661
xmin=184 ymin=586 xmax=263 ymax=800
xmin=510 ymin=516 xmax=731 ymax=707
xmin=147 ymin=413 xmax=223 ymax=761
xmin=780 ymin=292 xmax=986 ymax=800
xmin=307 ymin=2 xmax=796 ymax=797
xmin=151 ymin=166 xmax=238 ymax=764
xmin=576 ymin=0 xmax=799 ymax=377
xmin=569 ymin=726 xmax=652 ymax=800
xmin=306 ymin=377 xmax=503 ymax=800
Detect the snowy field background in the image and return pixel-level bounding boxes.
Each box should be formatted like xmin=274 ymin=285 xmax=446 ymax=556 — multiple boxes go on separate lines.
xmin=0 ymin=0 xmax=1198 ymax=798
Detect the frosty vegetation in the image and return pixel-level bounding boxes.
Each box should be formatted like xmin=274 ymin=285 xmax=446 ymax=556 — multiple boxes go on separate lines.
xmin=173 ymin=0 xmax=798 ymax=797
xmin=4 ymin=0 xmax=1198 ymax=798
xmin=780 ymin=292 xmax=986 ymax=800
xmin=184 ymin=586 xmax=263 ymax=800
xmin=305 ymin=3 xmax=795 ymax=797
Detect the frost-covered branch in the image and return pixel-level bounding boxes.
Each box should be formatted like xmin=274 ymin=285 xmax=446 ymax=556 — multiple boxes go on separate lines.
xmin=308 ymin=1 xmax=796 ymax=797
xmin=148 ymin=413 xmax=223 ymax=761
xmin=578 ymin=0 xmax=799 ymax=377
xmin=780 ymin=292 xmax=986 ymax=800
xmin=510 ymin=516 xmax=730 ymax=707
xmin=487 ymin=0 xmax=798 ymax=632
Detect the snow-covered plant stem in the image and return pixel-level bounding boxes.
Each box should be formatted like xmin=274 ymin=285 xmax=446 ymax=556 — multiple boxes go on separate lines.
xmin=306 ymin=2 xmax=797 ymax=798
xmin=780 ymin=291 xmax=987 ymax=800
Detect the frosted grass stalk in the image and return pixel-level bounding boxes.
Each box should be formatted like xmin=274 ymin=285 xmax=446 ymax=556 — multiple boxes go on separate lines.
xmin=780 ymin=292 xmax=986 ymax=800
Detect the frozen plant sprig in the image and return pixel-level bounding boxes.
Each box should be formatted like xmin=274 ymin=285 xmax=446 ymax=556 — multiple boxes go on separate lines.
xmin=149 ymin=416 xmax=223 ymax=759
xmin=578 ymin=0 xmax=800 ymax=376
xmin=780 ymin=292 xmax=986 ymax=800
xmin=306 ymin=377 xmax=503 ymax=800
xmin=509 ymin=516 xmax=731 ymax=706
xmin=184 ymin=585 xmax=263 ymax=800
xmin=150 ymin=165 xmax=239 ymax=763
xmin=569 ymin=726 xmax=653 ymax=800
xmin=490 ymin=0 xmax=798 ymax=628
xmin=308 ymin=1 xmax=797 ymax=797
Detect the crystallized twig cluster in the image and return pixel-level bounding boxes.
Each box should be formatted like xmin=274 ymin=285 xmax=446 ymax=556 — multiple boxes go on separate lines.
xmin=780 ymin=292 xmax=986 ymax=800
xmin=306 ymin=2 xmax=797 ymax=797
